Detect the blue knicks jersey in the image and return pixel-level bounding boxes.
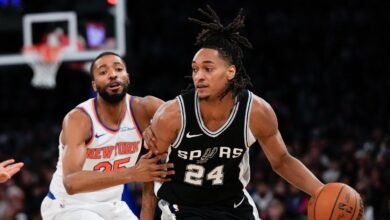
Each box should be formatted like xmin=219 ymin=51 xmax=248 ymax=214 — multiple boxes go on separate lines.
xmin=155 ymin=90 xmax=256 ymax=206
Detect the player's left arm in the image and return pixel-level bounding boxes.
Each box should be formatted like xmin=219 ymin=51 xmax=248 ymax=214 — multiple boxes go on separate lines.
xmin=140 ymin=181 xmax=157 ymax=220
xmin=250 ymin=95 xmax=324 ymax=196
xmin=132 ymin=96 xmax=164 ymax=220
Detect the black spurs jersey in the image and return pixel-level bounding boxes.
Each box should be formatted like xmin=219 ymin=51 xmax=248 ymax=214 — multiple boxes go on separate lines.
xmin=155 ymin=90 xmax=257 ymax=206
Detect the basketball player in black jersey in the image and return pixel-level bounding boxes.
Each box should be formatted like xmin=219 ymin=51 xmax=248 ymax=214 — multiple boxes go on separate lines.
xmin=144 ymin=6 xmax=324 ymax=220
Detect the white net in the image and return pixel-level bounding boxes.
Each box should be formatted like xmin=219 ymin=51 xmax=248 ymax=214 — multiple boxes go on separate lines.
xmin=23 ymin=48 xmax=62 ymax=89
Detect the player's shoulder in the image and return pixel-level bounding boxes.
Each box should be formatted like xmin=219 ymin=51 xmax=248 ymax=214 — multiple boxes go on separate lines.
xmin=151 ymin=98 xmax=181 ymax=136
xmin=61 ymin=108 xmax=92 ymax=143
xmin=156 ymin=99 xmax=181 ymax=122
xmin=250 ymin=93 xmax=274 ymax=115
xmin=131 ymin=95 xmax=163 ymax=109
xmin=131 ymin=95 xmax=164 ymax=117
xmin=249 ymin=92 xmax=278 ymax=132
xmin=62 ymin=108 xmax=92 ymax=132
xmin=132 ymin=95 xmax=162 ymax=104
xmin=65 ymin=108 xmax=90 ymax=122
xmin=158 ymin=98 xmax=181 ymax=115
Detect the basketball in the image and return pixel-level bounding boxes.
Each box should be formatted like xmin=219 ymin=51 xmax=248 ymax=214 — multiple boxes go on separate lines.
xmin=307 ymin=183 xmax=364 ymax=220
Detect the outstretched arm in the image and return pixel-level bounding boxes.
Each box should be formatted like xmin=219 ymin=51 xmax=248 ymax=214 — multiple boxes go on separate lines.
xmin=132 ymin=96 xmax=166 ymax=220
xmin=0 ymin=159 xmax=24 ymax=183
xmin=61 ymin=109 xmax=174 ymax=195
xmin=250 ymin=96 xmax=324 ymax=196
xmin=140 ymin=99 xmax=181 ymax=219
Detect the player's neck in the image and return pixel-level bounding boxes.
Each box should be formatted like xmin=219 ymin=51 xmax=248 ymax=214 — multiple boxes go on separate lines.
xmin=96 ymin=96 xmax=126 ymax=128
xmin=199 ymin=92 xmax=235 ymax=120
xmin=199 ymin=91 xmax=234 ymax=106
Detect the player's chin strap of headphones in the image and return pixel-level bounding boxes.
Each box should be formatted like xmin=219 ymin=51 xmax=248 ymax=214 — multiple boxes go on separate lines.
xmin=158 ymin=199 xmax=177 ymax=220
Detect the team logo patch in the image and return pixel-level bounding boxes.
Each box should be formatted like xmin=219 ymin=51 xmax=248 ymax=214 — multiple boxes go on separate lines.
xmin=197 ymin=147 xmax=218 ymax=164
xmin=120 ymin=127 xmax=134 ymax=132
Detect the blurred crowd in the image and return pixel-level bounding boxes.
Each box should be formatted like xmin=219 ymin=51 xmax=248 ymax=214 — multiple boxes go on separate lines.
xmin=1 ymin=0 xmax=390 ymax=219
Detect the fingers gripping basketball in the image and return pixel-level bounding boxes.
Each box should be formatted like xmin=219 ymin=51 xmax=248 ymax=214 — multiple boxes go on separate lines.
xmin=308 ymin=183 xmax=364 ymax=220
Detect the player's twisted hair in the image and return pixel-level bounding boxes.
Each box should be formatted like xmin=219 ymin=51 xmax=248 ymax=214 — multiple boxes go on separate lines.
xmin=188 ymin=5 xmax=253 ymax=100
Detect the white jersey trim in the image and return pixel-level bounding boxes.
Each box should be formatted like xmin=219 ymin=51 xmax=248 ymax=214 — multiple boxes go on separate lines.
xmin=127 ymin=95 xmax=143 ymax=141
xmin=75 ymin=106 xmax=95 ymax=146
xmin=195 ymin=92 xmax=239 ymax=137
xmin=171 ymin=96 xmax=186 ymax=148
xmin=238 ymin=150 xmax=250 ymax=187
xmin=244 ymin=91 xmax=256 ymax=147
xmin=244 ymin=189 xmax=261 ymax=220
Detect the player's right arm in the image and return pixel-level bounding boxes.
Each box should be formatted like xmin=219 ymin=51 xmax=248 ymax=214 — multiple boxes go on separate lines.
xmin=62 ymin=109 xmax=174 ymax=195
xmin=250 ymin=95 xmax=323 ymax=196
xmin=146 ymin=99 xmax=182 ymax=154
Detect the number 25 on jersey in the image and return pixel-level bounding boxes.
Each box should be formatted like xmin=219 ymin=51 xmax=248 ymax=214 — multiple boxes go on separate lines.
xmin=93 ymin=157 xmax=130 ymax=172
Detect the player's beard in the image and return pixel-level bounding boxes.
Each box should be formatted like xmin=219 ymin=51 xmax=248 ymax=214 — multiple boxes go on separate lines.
xmin=97 ymin=82 xmax=129 ymax=104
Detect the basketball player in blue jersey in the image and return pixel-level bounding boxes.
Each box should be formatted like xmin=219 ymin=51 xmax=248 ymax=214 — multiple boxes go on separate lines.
xmin=41 ymin=52 xmax=174 ymax=220
xmin=144 ymin=6 xmax=324 ymax=220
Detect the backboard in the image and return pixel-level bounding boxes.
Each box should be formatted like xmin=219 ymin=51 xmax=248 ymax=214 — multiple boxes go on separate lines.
xmin=0 ymin=0 xmax=126 ymax=87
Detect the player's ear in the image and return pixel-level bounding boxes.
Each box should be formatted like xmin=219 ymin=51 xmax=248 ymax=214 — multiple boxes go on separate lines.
xmin=227 ymin=65 xmax=236 ymax=80
xmin=92 ymin=81 xmax=97 ymax=92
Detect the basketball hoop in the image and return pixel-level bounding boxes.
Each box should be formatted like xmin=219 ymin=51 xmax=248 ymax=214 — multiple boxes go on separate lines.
xmin=22 ymin=44 xmax=63 ymax=89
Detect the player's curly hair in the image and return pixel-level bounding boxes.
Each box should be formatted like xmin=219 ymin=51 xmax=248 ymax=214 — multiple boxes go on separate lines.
xmin=187 ymin=5 xmax=253 ymax=100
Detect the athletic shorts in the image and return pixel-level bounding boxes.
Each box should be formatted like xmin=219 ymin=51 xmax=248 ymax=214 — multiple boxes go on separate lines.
xmin=158 ymin=193 xmax=260 ymax=220
xmin=41 ymin=194 xmax=138 ymax=220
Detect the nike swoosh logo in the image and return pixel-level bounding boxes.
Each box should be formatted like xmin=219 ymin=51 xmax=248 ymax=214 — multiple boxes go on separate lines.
xmin=95 ymin=133 xmax=106 ymax=138
xmin=186 ymin=132 xmax=203 ymax=138
xmin=233 ymin=196 xmax=245 ymax=208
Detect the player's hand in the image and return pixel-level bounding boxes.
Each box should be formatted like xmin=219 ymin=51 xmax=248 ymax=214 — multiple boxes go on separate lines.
xmin=143 ymin=126 xmax=159 ymax=155
xmin=133 ymin=152 xmax=174 ymax=182
xmin=0 ymin=159 xmax=24 ymax=183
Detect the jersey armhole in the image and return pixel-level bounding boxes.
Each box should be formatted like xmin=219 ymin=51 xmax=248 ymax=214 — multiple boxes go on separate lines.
xmin=128 ymin=95 xmax=143 ymax=139
xmin=244 ymin=91 xmax=256 ymax=148
xmin=171 ymin=96 xmax=186 ymax=148
xmin=75 ymin=106 xmax=94 ymax=146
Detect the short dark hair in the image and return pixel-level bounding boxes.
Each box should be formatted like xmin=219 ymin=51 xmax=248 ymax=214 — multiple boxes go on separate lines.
xmin=188 ymin=5 xmax=253 ymax=100
xmin=89 ymin=51 xmax=126 ymax=80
